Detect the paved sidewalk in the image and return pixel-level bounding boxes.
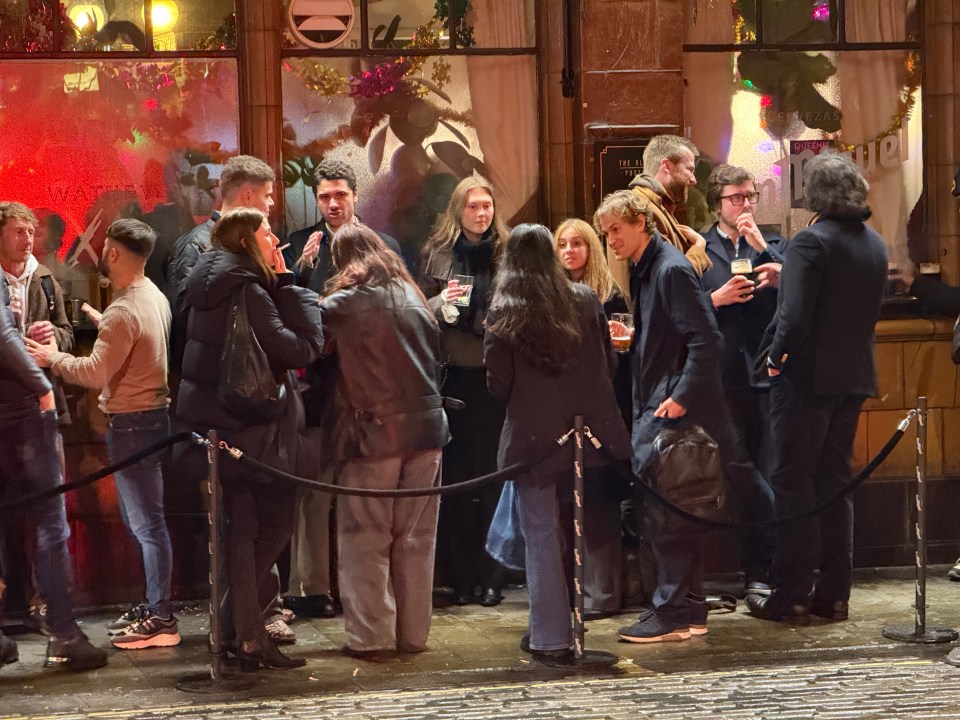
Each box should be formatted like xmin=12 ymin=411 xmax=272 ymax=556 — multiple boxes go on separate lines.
xmin=2 ymin=569 xmax=960 ymax=718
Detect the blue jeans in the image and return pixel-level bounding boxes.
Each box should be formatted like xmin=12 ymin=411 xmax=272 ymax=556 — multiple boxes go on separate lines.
xmin=106 ymin=408 xmax=173 ymax=616
xmin=0 ymin=408 xmax=77 ymax=638
xmin=515 ymin=470 xmax=572 ymax=651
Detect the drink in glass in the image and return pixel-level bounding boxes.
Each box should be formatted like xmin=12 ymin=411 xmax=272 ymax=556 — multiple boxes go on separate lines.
xmin=610 ymin=312 xmax=634 ymax=353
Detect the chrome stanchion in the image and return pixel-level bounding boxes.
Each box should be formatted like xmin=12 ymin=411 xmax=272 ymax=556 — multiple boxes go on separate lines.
xmin=570 ymin=416 xmax=617 ymax=669
xmin=883 ymin=397 xmax=957 ymax=646
xmin=177 ymin=430 xmax=255 ymax=693
xmin=573 ymin=415 xmax=585 ymax=661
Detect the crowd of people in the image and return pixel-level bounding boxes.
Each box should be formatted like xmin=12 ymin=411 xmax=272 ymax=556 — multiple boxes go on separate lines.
xmin=0 ymin=135 xmax=892 ymax=672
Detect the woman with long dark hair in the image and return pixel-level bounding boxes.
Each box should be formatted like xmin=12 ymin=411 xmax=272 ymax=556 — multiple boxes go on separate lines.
xmin=176 ymin=207 xmax=324 ymax=671
xmin=321 ymin=223 xmax=449 ymax=658
xmin=419 ymin=176 xmax=510 ymax=607
xmin=484 ymin=224 xmax=630 ymax=666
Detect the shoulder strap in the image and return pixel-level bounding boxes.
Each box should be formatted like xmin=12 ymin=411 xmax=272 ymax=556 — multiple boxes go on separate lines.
xmin=40 ymin=275 xmax=56 ymax=313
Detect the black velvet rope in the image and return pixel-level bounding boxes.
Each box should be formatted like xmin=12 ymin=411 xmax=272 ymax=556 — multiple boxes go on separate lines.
xmin=0 ymin=431 xmax=199 ymax=514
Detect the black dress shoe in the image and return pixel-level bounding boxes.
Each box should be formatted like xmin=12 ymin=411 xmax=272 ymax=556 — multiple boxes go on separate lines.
xmin=478 ymin=588 xmax=503 ymax=607
xmin=341 ymin=645 xmax=390 ymax=662
xmin=809 ymin=599 xmax=849 ymax=621
xmin=529 ymin=647 xmax=618 ymax=668
xmin=454 ymin=590 xmax=476 ymax=606
xmin=745 ymin=593 xmax=809 ymax=622
xmin=582 ymin=609 xmax=617 ymax=621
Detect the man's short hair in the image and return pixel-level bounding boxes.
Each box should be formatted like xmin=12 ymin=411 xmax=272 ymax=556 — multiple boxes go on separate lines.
xmin=219 ymin=155 xmax=275 ymax=201
xmin=107 ymin=218 xmax=156 ymax=258
xmin=705 ymin=164 xmax=755 ymax=211
xmin=0 ymin=201 xmax=38 ymax=232
xmin=314 ymin=159 xmax=357 ymax=192
xmin=643 ymin=135 xmax=699 ymax=175
xmin=593 ymin=189 xmax=657 ymax=234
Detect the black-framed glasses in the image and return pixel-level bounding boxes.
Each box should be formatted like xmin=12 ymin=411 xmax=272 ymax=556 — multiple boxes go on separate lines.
xmin=719 ymin=192 xmax=760 ymax=206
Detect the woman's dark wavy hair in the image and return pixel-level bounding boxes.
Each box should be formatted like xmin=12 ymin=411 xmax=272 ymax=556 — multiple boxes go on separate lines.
xmin=488 ymin=223 xmax=581 ymax=375
xmin=327 ymin=223 xmax=433 ymax=317
xmin=803 ymin=153 xmax=872 ymax=220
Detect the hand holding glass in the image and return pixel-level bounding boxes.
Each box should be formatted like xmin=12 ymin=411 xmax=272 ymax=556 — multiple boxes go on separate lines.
xmin=448 ymin=275 xmax=474 ymax=307
xmin=609 ymin=312 xmax=634 ymax=353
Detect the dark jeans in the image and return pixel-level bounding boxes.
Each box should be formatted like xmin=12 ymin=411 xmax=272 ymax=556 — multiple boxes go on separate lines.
xmin=767 ymin=375 xmax=864 ymax=604
xmin=636 ymin=401 xmax=773 ymax=622
xmin=435 ymin=366 xmax=506 ymax=594
xmin=0 ymin=409 xmax=76 ymax=638
xmin=723 ymin=385 xmax=777 ymax=584
xmin=222 ymin=474 xmax=296 ymax=643
xmin=105 ymin=408 xmax=173 ymax=616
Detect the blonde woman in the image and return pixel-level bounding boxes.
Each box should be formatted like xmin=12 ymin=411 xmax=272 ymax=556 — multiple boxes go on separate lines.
xmin=553 ymin=218 xmax=632 ymax=621
xmin=554 ymin=218 xmax=627 ymax=313
xmin=419 ymin=176 xmax=510 ymax=607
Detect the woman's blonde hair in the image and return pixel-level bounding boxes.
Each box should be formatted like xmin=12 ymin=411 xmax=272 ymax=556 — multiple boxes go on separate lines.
xmin=424 ymin=175 xmax=509 ymax=256
xmin=553 ymin=218 xmax=623 ymax=303
xmin=210 ymin=207 xmax=275 ymax=281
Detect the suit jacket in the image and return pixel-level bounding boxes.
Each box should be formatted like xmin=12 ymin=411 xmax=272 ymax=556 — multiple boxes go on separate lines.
xmin=286 ymin=218 xmax=402 ymax=295
xmin=700 ymin=224 xmax=785 ymax=389
xmin=768 ymin=216 xmax=887 ymax=396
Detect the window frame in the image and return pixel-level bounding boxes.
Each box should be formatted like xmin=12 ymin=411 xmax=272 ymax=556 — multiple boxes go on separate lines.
xmin=0 ymin=0 xmax=240 ymax=60
xmin=682 ymin=0 xmax=924 ymax=53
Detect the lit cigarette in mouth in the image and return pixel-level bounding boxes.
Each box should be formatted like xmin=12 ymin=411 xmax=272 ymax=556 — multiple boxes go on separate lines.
xmin=277 ymin=243 xmax=290 ymax=252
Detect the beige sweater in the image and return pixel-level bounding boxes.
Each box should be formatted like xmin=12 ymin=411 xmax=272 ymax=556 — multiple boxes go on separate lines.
xmin=51 ymin=278 xmax=171 ymax=414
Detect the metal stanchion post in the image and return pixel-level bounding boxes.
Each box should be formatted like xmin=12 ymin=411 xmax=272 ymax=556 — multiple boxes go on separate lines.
xmin=569 ymin=416 xmax=618 ymax=669
xmin=573 ymin=415 xmax=585 ymax=661
xmin=883 ymin=397 xmax=957 ymax=645
xmin=177 ymin=430 xmax=255 ymax=693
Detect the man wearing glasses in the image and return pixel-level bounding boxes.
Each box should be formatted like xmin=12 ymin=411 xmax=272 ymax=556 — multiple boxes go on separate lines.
xmin=699 ymin=164 xmax=785 ymax=598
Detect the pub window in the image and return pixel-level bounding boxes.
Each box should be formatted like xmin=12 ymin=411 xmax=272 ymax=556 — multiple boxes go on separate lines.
xmin=280 ymin=0 xmax=539 ymax=264
xmin=683 ymin=0 xmax=925 ymax=286
xmin=0 ymin=1 xmax=240 ymax=301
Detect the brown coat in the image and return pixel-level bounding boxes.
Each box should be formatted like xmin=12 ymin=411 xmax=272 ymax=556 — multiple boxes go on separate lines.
xmin=605 ymin=175 xmax=712 ymax=295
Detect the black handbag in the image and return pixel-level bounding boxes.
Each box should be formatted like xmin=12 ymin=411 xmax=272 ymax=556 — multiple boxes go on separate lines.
xmin=217 ymin=286 xmax=286 ymax=422
xmin=641 ymin=425 xmax=728 ymax=536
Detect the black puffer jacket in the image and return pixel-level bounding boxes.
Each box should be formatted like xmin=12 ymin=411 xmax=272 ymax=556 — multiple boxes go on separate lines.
xmin=176 ymin=251 xmax=324 ymax=472
xmin=320 ymin=279 xmax=450 ymax=462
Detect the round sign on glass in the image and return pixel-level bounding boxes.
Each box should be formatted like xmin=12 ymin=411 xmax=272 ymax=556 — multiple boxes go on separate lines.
xmin=288 ymin=0 xmax=356 ymax=50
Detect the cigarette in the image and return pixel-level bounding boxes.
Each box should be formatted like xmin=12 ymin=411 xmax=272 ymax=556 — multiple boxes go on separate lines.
xmin=278 ymin=243 xmax=290 ymax=252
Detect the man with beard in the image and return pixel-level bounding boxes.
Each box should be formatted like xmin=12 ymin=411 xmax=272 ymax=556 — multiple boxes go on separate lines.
xmin=626 ymin=135 xmax=712 ymax=277
xmin=27 ymin=219 xmax=178 ymax=650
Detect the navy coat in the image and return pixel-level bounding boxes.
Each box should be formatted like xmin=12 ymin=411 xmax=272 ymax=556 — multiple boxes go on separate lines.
xmin=700 ymin=224 xmax=786 ymax=390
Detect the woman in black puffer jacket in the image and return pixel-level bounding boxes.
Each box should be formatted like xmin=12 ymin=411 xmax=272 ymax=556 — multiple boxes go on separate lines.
xmin=176 ymin=207 xmax=324 ymax=672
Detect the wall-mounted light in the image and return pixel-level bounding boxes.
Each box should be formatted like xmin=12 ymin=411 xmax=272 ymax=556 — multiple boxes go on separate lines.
xmin=67 ymin=1 xmax=107 ymax=32
xmin=151 ymin=0 xmax=180 ymax=34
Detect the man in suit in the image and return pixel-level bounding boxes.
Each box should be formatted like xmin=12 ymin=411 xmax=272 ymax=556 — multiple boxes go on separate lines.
xmin=285 ymin=159 xmax=403 ymax=293
xmin=746 ymin=154 xmax=887 ymax=623
xmin=282 ymin=159 xmax=402 ymax=621
xmin=699 ymin=165 xmax=783 ymax=595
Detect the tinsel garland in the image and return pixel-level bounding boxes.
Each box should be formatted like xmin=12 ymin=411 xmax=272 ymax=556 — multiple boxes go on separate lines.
xmin=828 ymin=51 xmax=921 ymax=153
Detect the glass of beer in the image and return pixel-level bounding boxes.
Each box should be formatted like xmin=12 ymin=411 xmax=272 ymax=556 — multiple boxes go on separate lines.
xmin=610 ymin=312 xmax=634 ymax=353
xmin=450 ymin=274 xmax=474 ymax=307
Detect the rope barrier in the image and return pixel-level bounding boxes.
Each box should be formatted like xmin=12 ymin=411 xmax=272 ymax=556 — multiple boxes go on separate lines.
xmin=586 ymin=411 xmax=912 ymax=529
xmin=0 ymin=431 xmax=201 ymax=515
xmin=0 ymin=407 xmax=913 ymax=525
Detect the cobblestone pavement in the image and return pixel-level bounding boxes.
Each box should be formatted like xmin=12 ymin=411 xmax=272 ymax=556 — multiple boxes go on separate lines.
xmin=3 ymin=657 xmax=960 ymax=719
xmin=2 ymin=570 xmax=960 ymax=719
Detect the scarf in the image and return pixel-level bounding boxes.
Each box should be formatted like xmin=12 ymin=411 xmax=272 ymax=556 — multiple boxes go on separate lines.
xmin=451 ymin=231 xmax=496 ymax=336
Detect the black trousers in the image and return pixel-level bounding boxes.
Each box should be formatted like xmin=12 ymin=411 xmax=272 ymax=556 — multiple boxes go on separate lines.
xmin=435 ymin=366 xmax=506 ymax=594
xmin=723 ymin=384 xmax=776 ymax=584
xmin=767 ymin=374 xmax=864 ymax=604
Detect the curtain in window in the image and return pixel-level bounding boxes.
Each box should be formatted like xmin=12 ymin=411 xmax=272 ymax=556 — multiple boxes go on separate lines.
xmin=466 ymin=0 xmax=538 ymax=224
